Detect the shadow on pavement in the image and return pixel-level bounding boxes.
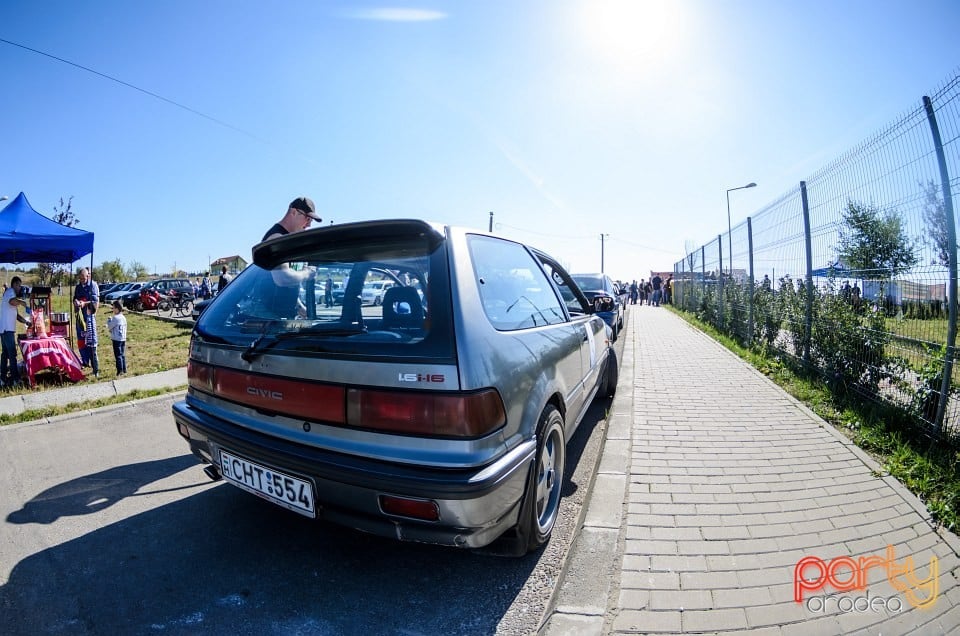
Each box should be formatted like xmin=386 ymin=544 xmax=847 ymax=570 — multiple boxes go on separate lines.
xmin=1 ymin=382 xmax=612 ymax=635
xmin=6 ymin=455 xmax=199 ymax=525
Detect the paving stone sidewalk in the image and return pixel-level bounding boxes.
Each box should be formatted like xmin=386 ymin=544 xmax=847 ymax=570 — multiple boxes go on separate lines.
xmin=547 ymin=306 xmax=960 ymax=635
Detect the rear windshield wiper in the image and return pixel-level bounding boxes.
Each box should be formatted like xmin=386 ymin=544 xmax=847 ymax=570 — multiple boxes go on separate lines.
xmin=241 ymin=320 xmax=281 ymax=362
xmin=241 ymin=324 xmax=366 ymax=362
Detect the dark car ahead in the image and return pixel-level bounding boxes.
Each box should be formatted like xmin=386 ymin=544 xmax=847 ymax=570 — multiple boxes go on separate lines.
xmin=571 ymin=273 xmax=625 ymax=340
xmin=173 ymin=219 xmax=618 ymax=554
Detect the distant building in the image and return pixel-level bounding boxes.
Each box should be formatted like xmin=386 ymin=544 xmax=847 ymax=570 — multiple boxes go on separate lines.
xmin=211 ymin=255 xmax=248 ymax=274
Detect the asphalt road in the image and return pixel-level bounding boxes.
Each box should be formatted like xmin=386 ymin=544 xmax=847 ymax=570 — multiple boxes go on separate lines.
xmin=0 ymin=359 xmax=616 ymax=635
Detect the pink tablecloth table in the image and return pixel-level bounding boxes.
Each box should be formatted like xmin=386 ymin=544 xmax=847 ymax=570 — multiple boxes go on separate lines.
xmin=18 ymin=336 xmax=86 ymax=386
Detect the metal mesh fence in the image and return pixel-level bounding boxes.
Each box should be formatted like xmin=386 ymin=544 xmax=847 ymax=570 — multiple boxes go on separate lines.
xmin=673 ymin=71 xmax=960 ymax=441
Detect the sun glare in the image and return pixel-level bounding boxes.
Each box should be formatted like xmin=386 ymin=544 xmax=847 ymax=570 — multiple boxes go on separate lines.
xmin=582 ymin=0 xmax=684 ymax=70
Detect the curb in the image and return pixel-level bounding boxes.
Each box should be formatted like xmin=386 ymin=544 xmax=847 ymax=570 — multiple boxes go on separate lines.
xmin=0 ymin=367 xmax=188 ymax=419
xmin=539 ymin=308 xmax=635 ymax=635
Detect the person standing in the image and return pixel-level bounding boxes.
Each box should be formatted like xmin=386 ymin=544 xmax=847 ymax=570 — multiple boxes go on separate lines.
xmin=324 ymin=274 xmax=334 ymax=308
xmin=261 ymin=197 xmax=321 ymax=317
xmin=217 ymin=265 xmax=232 ymax=295
xmin=83 ymin=302 xmax=99 ymax=378
xmin=107 ymin=300 xmax=127 ymax=375
xmin=262 ymin=196 xmax=322 ymax=241
xmin=651 ymin=274 xmax=663 ymax=307
xmin=73 ymin=268 xmax=99 ymax=367
xmin=1 ymin=277 xmax=31 ymax=387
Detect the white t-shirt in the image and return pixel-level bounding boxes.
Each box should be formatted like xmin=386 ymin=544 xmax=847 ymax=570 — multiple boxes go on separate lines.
xmin=1 ymin=287 xmax=18 ymax=332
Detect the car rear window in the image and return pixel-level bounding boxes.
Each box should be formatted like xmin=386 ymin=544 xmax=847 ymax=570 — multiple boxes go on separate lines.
xmin=572 ymin=275 xmax=604 ymax=291
xmin=194 ymin=235 xmax=454 ymax=359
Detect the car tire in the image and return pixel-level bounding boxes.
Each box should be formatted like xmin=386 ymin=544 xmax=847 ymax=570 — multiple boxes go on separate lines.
xmin=601 ymin=348 xmax=619 ymax=398
xmin=374 ymin=296 xmax=382 ymax=306
xmin=134 ymin=300 xmax=144 ymax=312
xmin=514 ymin=405 xmax=565 ymax=554
xmin=610 ymin=322 xmax=618 ymax=342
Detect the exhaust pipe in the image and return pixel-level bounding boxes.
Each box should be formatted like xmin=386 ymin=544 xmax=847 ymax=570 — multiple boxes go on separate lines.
xmin=203 ymin=465 xmax=222 ymax=482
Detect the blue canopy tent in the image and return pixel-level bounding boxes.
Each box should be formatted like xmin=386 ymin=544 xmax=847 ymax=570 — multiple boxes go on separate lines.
xmin=811 ymin=260 xmax=851 ymax=278
xmin=0 ymin=192 xmax=94 ymax=264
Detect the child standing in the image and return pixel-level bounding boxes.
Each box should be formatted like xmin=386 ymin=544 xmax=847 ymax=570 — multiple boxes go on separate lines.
xmin=84 ymin=303 xmax=99 ymax=378
xmin=107 ymin=300 xmax=127 ymax=375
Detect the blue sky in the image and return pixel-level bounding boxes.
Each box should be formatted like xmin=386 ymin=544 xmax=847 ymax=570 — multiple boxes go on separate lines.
xmin=1 ymin=0 xmax=958 ymax=281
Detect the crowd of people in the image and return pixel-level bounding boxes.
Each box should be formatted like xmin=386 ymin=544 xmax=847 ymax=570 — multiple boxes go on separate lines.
xmin=625 ymin=275 xmax=673 ymax=307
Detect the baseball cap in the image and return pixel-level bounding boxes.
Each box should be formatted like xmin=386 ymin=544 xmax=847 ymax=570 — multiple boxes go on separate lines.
xmin=290 ymin=197 xmax=321 ymax=222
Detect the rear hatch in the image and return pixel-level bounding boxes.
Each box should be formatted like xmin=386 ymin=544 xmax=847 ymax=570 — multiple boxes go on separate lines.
xmin=189 ymin=219 xmax=471 ymax=429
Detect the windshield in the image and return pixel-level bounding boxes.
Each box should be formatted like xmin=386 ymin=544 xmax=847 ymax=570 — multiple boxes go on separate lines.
xmin=195 ymin=235 xmax=454 ymax=359
xmin=572 ymin=275 xmax=604 ymax=291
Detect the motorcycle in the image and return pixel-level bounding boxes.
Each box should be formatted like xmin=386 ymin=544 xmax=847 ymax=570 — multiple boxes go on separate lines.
xmin=136 ymin=287 xmax=167 ymax=312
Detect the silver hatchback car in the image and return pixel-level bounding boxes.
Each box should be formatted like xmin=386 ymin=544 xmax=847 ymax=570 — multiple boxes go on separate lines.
xmin=172 ymin=219 xmax=618 ymax=553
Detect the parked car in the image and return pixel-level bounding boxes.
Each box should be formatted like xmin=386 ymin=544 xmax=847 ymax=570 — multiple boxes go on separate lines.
xmin=117 ymin=282 xmax=147 ymax=309
xmin=98 ymin=282 xmax=121 ymax=296
xmin=104 ymin=282 xmax=143 ymax=302
xmin=173 ymin=219 xmax=618 ymax=554
xmin=571 ymin=273 xmax=625 ymax=340
xmin=361 ymin=280 xmax=395 ymax=306
xmin=191 ymin=297 xmax=211 ymax=321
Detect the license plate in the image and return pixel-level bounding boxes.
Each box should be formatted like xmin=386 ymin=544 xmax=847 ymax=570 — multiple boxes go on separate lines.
xmin=218 ymin=449 xmax=316 ymax=518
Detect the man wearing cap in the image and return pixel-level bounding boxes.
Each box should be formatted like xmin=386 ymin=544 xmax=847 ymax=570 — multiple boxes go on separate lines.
xmin=263 ymin=197 xmax=322 ymax=242
xmin=261 ymin=197 xmax=321 ymax=317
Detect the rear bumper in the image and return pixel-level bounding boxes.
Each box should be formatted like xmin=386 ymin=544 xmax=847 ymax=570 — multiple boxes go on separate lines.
xmin=172 ymin=401 xmax=534 ymax=548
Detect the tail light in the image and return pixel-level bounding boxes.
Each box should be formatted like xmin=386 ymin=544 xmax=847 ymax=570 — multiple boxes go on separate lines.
xmin=188 ymin=360 xmax=215 ymax=392
xmin=347 ymin=388 xmax=505 ymax=437
xmin=188 ymin=361 xmax=506 ymax=438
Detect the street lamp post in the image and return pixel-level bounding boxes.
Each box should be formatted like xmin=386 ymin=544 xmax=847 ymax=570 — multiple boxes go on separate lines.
xmin=726 ymin=182 xmax=757 ymax=275
xmin=600 ymin=233 xmax=609 ymax=273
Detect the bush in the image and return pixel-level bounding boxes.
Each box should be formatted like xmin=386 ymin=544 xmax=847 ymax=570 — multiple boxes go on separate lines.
xmin=811 ymin=293 xmax=891 ymax=395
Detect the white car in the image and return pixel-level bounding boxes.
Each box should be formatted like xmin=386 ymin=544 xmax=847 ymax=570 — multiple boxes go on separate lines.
xmin=361 ymin=280 xmax=394 ymax=306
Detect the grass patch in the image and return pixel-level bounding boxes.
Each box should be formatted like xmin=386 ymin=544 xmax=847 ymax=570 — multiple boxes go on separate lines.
xmin=667 ymin=305 xmax=960 ymax=533
xmin=2 ymin=307 xmax=192 ymax=393
xmin=0 ymin=386 xmax=187 ymax=426
xmin=0 ymin=304 xmax=192 ymax=424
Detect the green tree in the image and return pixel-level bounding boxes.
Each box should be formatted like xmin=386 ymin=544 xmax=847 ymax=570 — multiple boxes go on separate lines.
xmin=838 ymin=201 xmax=917 ymax=278
xmin=920 ymin=180 xmax=952 ymax=268
xmin=36 ymin=196 xmax=80 ymax=286
xmin=94 ymin=259 xmax=126 ymax=283
xmin=126 ymin=261 xmax=150 ymax=280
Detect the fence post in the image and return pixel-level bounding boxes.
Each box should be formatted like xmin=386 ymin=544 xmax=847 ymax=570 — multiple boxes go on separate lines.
xmin=680 ymin=260 xmax=686 ymax=310
xmin=701 ymin=245 xmax=706 ymax=313
xmin=800 ymin=181 xmax=814 ymax=368
xmin=718 ymin=235 xmax=724 ymax=331
xmin=924 ymin=96 xmax=958 ymax=434
xmin=748 ymin=216 xmax=755 ymax=345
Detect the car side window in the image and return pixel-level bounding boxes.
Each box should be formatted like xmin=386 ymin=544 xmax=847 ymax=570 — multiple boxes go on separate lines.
xmin=539 ymin=261 xmax=587 ymax=316
xmin=468 ymin=235 xmax=566 ymax=331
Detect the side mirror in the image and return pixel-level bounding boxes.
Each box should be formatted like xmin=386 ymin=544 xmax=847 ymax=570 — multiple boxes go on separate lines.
xmin=594 ymin=296 xmax=615 ymax=313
